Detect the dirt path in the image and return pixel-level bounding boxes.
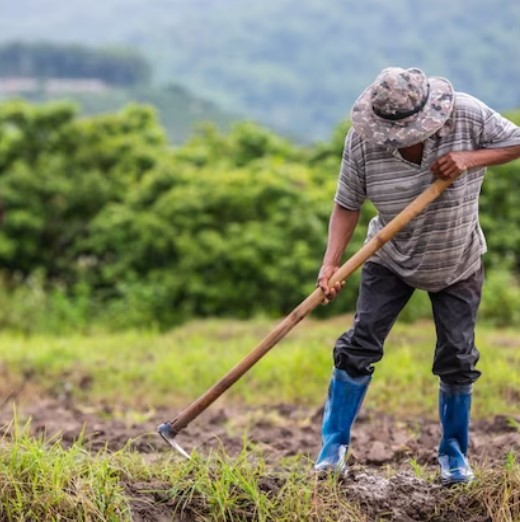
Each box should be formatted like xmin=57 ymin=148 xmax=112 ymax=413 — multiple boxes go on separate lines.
xmin=1 ymin=400 xmax=518 ymax=521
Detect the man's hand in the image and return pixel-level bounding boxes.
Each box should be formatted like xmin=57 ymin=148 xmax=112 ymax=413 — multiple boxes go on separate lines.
xmin=431 ymin=145 xmax=520 ymax=180
xmin=317 ymin=265 xmax=344 ymax=305
xmin=430 ymin=151 xmax=475 ymax=180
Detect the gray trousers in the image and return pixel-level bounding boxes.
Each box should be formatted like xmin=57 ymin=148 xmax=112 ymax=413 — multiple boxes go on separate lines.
xmin=334 ymin=262 xmax=483 ymax=385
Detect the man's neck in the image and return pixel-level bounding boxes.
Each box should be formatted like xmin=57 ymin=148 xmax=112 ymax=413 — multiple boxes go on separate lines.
xmin=398 ymin=142 xmax=424 ymax=165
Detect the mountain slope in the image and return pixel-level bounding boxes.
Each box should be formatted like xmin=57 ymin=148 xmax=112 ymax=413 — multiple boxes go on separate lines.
xmin=3 ymin=84 xmax=237 ymax=144
xmin=1 ymin=0 xmax=519 ymax=140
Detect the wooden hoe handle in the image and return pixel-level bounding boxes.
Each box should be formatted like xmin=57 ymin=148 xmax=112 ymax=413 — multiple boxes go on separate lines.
xmin=168 ymin=176 xmax=456 ymax=433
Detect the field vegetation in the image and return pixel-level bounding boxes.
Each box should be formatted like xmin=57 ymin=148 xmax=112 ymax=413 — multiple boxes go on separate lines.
xmin=1 ymin=317 xmax=520 ymax=419
xmin=0 ymin=317 xmax=519 ymax=520
xmin=0 ymin=42 xmax=237 ymax=143
xmin=1 ymin=101 xmax=520 ymax=520
xmin=1 ymin=101 xmax=520 ymax=334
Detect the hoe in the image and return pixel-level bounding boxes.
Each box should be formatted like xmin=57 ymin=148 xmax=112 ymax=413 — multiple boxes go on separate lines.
xmin=157 ymin=175 xmax=459 ymax=458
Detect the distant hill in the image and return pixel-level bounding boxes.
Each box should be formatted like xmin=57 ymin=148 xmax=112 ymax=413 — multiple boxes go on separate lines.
xmin=0 ymin=42 xmax=150 ymax=86
xmin=0 ymin=42 xmax=238 ymax=143
xmin=2 ymin=83 xmax=238 ymax=144
xmin=1 ymin=0 xmax=519 ymax=140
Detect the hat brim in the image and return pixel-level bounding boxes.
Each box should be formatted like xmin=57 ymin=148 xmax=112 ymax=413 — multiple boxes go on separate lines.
xmin=350 ymin=76 xmax=454 ymax=148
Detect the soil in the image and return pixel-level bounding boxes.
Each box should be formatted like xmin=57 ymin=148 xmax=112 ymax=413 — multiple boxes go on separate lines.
xmin=1 ymin=399 xmax=519 ymax=521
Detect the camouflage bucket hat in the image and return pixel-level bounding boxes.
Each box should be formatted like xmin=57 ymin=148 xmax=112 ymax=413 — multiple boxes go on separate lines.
xmin=351 ymin=67 xmax=454 ymax=148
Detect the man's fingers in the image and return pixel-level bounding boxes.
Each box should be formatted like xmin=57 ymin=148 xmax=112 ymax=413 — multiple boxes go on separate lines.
xmin=320 ymin=281 xmax=344 ymax=306
xmin=431 ymin=155 xmax=459 ymax=176
xmin=432 ymin=155 xmax=450 ymax=168
xmin=317 ymin=265 xmax=343 ymax=305
xmin=445 ymin=166 xmax=461 ymax=178
xmin=317 ymin=278 xmax=329 ymax=293
xmin=431 ymin=159 xmax=461 ymax=178
xmin=431 ymin=161 xmax=446 ymax=176
xmin=437 ymin=155 xmax=453 ymax=166
xmin=439 ymin=165 xmax=461 ymax=179
xmin=321 ymin=286 xmax=334 ymax=305
xmin=318 ymin=284 xmax=331 ymax=299
xmin=326 ymin=287 xmax=337 ymax=299
xmin=321 ymin=288 xmax=336 ymax=305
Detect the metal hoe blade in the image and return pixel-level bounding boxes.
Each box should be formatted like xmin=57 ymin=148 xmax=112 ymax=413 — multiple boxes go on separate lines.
xmin=157 ymin=422 xmax=191 ymax=459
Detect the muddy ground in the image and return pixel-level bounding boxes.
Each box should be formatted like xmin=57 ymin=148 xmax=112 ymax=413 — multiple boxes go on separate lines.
xmin=1 ymin=399 xmax=519 ymax=521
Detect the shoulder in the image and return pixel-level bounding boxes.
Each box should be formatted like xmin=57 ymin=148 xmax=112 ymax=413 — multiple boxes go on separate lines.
xmin=453 ymin=92 xmax=491 ymax=121
xmin=345 ymin=127 xmax=363 ymax=146
xmin=344 ymin=127 xmax=378 ymax=158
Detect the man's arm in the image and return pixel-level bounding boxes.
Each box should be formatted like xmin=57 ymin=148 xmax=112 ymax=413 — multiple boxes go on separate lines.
xmin=431 ymin=145 xmax=520 ymax=179
xmin=317 ymin=203 xmax=360 ymax=302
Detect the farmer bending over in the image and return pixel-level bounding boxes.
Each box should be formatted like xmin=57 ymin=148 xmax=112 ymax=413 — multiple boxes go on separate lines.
xmin=314 ymin=67 xmax=520 ymax=485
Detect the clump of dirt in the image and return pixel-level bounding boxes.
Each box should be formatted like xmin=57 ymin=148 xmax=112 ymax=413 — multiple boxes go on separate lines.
xmin=340 ymin=468 xmax=487 ymax=522
xmin=126 ymin=481 xmax=182 ymax=522
xmin=344 ymin=470 xmax=441 ymax=521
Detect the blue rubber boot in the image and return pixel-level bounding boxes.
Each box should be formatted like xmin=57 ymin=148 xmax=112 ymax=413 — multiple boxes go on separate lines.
xmin=438 ymin=382 xmax=474 ymax=486
xmin=314 ymin=368 xmax=371 ymax=475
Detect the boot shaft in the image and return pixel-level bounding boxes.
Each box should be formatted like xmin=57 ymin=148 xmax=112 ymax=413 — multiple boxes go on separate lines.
xmin=315 ymin=368 xmax=371 ymax=473
xmin=438 ymin=382 xmax=472 ymax=455
xmin=438 ymin=382 xmax=474 ymax=485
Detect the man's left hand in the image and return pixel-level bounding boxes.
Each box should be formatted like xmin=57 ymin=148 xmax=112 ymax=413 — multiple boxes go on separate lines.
xmin=430 ymin=151 xmax=475 ymax=180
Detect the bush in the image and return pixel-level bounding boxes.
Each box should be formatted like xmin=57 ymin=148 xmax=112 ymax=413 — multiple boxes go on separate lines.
xmin=0 ymin=271 xmax=94 ymax=334
xmin=479 ymin=269 xmax=520 ymax=327
xmin=1 ymin=100 xmax=520 ymax=332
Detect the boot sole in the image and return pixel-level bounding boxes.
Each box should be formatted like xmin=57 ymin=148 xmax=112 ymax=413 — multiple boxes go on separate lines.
xmin=441 ymin=476 xmax=474 ymax=488
xmin=313 ymin=465 xmax=347 ymax=480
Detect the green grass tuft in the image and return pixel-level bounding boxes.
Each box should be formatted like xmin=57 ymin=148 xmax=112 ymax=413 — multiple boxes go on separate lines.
xmin=0 ymin=428 xmax=130 ymax=521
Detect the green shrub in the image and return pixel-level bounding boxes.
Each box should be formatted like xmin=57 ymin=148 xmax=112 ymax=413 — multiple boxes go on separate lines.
xmin=0 ymin=271 xmax=94 ymax=334
xmin=479 ymin=269 xmax=520 ymax=326
xmin=1 ymin=100 xmax=520 ymax=332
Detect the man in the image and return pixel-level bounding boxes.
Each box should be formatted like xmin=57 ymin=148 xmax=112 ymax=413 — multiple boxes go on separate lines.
xmin=314 ymin=67 xmax=520 ymax=485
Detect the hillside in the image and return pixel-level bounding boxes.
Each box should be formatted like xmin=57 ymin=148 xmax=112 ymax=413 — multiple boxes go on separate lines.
xmin=0 ymin=0 xmax=519 ymax=140
xmin=13 ymin=84 xmax=237 ymax=143
xmin=0 ymin=42 xmax=238 ymax=143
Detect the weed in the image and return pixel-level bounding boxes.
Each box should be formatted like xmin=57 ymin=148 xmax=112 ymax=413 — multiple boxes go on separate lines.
xmin=506 ymin=417 xmax=520 ymax=432
xmin=409 ymin=457 xmax=436 ymax=482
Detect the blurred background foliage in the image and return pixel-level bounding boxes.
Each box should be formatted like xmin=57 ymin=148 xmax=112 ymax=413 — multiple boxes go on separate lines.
xmin=0 ymin=0 xmax=519 ymax=141
xmin=0 ymin=42 xmax=237 ymax=143
xmin=0 ymin=5 xmax=519 ymax=333
xmin=0 ymin=100 xmax=519 ymax=333
xmin=0 ymin=42 xmax=151 ymax=86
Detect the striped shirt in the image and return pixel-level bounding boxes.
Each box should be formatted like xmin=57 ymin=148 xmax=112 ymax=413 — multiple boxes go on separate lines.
xmin=335 ymin=93 xmax=520 ymax=291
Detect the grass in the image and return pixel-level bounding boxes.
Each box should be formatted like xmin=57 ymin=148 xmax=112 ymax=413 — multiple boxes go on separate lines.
xmin=0 ymin=431 xmax=519 ymax=521
xmin=0 ymin=316 xmax=519 ymax=520
xmin=0 ymin=315 xmax=519 ymax=418
xmin=0 ymin=428 xmax=130 ymax=521
xmin=0 ymin=426 xmax=366 ymax=521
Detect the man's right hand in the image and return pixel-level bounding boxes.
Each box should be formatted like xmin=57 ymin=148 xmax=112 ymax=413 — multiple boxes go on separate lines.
xmin=317 ymin=265 xmax=344 ymax=304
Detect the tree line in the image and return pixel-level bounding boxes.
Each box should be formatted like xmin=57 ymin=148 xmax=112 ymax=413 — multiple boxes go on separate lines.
xmin=0 ymin=100 xmax=519 ymax=332
xmin=0 ymin=42 xmax=151 ymax=86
